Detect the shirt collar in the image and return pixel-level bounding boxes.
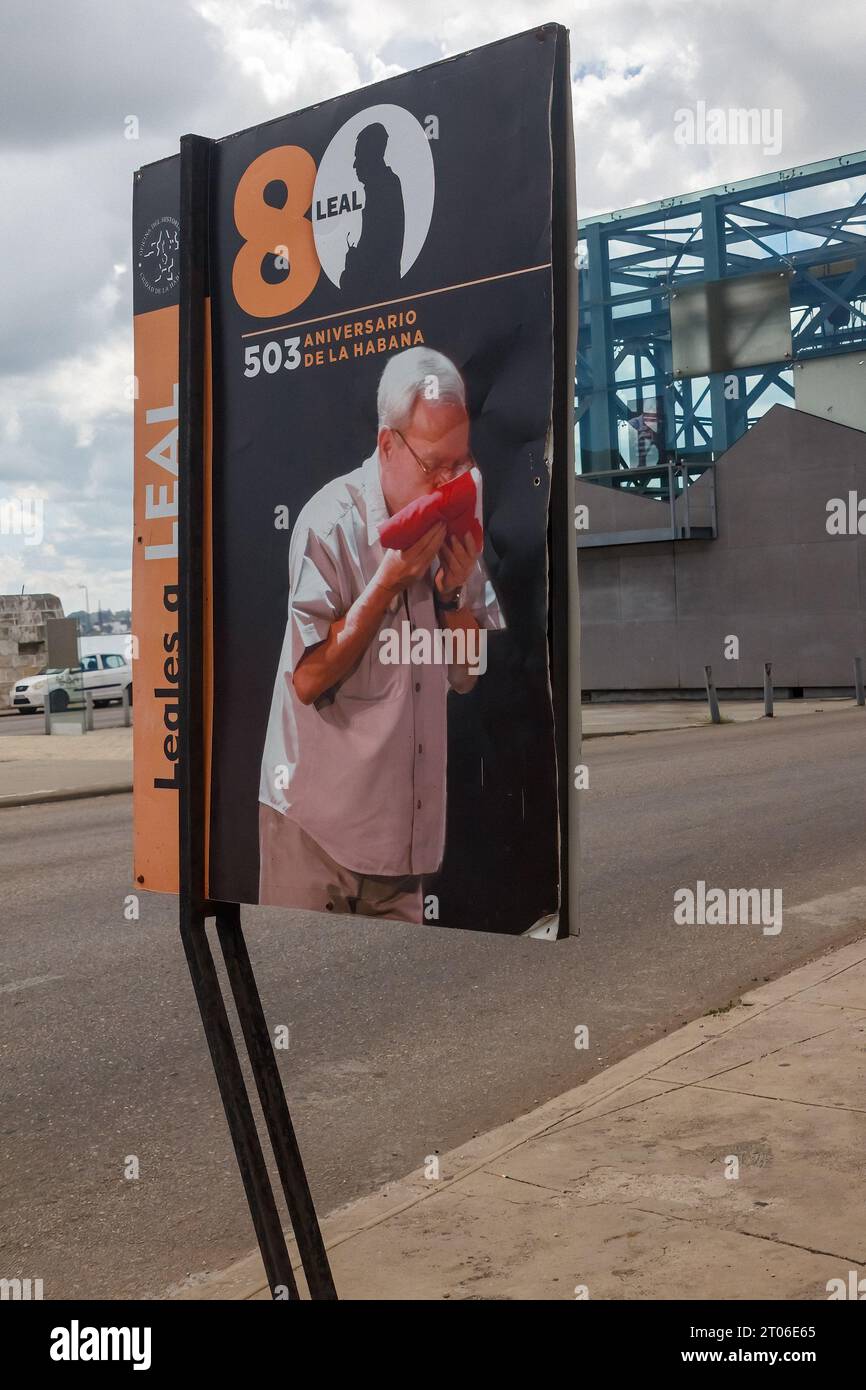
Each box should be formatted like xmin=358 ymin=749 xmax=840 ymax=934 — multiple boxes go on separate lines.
xmin=362 ymin=449 xmax=390 ymax=547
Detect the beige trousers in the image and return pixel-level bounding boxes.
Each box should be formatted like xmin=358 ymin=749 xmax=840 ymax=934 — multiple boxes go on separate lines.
xmin=258 ymin=804 xmax=424 ymax=924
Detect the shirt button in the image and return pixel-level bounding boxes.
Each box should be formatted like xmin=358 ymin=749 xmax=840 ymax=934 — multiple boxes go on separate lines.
xmin=417 ymin=799 xmax=422 ymax=809
xmin=418 ymin=743 xmax=423 ymax=754
xmin=415 ymin=681 xmax=421 ymax=692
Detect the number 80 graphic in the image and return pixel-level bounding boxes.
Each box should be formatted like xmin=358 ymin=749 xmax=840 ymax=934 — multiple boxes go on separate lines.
xmin=232 ymin=146 xmax=320 ymax=318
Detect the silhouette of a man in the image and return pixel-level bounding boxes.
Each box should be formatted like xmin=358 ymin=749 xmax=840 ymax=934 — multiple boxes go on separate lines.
xmin=340 ymin=123 xmax=404 ymax=298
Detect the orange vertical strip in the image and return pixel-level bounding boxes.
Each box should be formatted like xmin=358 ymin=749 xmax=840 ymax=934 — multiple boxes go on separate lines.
xmin=132 ymin=305 xmax=181 ymax=892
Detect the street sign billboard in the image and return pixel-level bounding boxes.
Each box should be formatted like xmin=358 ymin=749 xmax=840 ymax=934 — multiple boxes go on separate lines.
xmin=133 ymin=23 xmax=578 ymax=936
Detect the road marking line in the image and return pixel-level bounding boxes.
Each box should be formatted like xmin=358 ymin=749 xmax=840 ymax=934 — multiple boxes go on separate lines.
xmin=0 ymin=974 xmax=63 ymax=995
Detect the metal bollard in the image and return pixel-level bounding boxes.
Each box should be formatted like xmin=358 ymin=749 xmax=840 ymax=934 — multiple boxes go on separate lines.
xmin=44 ymin=694 xmax=51 ymax=736
xmin=704 ymin=664 xmax=721 ymax=724
xmin=84 ymin=689 xmax=95 ymax=732
xmin=763 ymin=662 xmax=774 ymax=717
xmin=855 ymin=656 xmax=865 ymax=707
xmin=121 ymin=684 xmax=131 ymax=727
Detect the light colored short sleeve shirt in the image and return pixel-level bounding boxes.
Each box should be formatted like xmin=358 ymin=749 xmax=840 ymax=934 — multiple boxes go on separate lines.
xmin=259 ymin=452 xmax=504 ymax=877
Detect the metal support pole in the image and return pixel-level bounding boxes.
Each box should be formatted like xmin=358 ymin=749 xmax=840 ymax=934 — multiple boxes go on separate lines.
xmin=179 ymin=915 xmax=299 ymax=1299
xmin=177 ymin=132 xmax=332 ymax=1300
xmin=216 ymin=905 xmax=337 ymax=1300
xmin=682 ymin=463 xmax=692 ymax=538
xmin=763 ymin=662 xmax=774 ymax=717
xmin=551 ymin=31 xmax=580 ymax=939
xmin=585 ymin=222 xmax=618 ymax=471
xmin=855 ymin=656 xmax=865 ymax=707
xmin=700 ymin=197 xmax=746 ymax=455
xmin=667 ymin=460 xmax=676 ymax=537
xmin=177 ymin=132 xmax=294 ymax=1299
xmin=704 ymin=664 xmax=721 ymax=724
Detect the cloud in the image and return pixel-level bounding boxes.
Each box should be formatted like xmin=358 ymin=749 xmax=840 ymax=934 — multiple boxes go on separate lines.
xmin=196 ymin=0 xmax=362 ymax=108
xmin=0 ymin=0 xmax=228 ymax=151
xmin=0 ymin=326 xmax=132 ymax=462
xmin=0 ymin=329 xmax=134 ymax=610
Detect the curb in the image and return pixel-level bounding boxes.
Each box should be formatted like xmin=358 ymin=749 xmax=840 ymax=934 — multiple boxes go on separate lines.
xmin=582 ymin=702 xmax=860 ymax=739
xmin=0 ymin=783 xmax=132 ymax=809
xmin=583 ymin=721 xmax=730 ymax=739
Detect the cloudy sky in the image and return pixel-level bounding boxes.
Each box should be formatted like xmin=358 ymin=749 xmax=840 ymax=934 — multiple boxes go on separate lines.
xmin=1 ymin=0 xmax=864 ymax=617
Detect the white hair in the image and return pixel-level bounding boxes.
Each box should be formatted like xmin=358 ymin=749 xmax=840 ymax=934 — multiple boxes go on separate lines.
xmin=377 ymin=347 xmax=466 ymax=431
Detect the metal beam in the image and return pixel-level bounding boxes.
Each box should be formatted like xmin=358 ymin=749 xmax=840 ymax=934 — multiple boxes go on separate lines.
xmin=577 ymin=146 xmax=866 ymax=476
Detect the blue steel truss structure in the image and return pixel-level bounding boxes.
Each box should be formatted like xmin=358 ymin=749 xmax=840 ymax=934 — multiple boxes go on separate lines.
xmin=577 ymin=149 xmax=866 ymax=475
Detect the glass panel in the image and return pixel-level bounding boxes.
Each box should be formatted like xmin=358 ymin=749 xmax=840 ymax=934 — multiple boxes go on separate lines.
xmin=671 ymin=270 xmax=793 ymax=377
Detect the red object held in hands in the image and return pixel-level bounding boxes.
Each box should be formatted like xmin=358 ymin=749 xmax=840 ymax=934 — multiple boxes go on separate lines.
xmin=379 ymin=469 xmax=483 ymax=552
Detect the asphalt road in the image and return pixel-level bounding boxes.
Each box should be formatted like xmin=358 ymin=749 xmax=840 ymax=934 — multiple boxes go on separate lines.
xmin=1 ymin=710 xmax=864 ymax=1298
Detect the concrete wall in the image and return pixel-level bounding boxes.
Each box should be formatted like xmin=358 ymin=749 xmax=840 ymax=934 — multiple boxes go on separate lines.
xmin=577 ymin=405 xmax=866 ymax=691
xmin=0 ymin=593 xmax=64 ymax=693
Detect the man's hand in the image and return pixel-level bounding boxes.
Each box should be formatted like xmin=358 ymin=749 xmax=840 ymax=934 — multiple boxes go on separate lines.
xmin=434 ymin=531 xmax=483 ymax=694
xmin=377 ymin=522 xmax=446 ymax=597
xmin=434 ymin=531 xmax=477 ymax=602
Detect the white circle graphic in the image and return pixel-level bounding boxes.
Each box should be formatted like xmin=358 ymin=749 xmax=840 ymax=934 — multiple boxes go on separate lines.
xmin=312 ymin=103 xmax=435 ymax=290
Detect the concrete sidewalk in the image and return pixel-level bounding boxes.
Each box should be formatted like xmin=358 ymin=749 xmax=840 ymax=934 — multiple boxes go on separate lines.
xmin=174 ymin=930 xmax=866 ymax=1300
xmin=582 ymin=696 xmax=858 ymax=737
xmin=0 ymin=726 xmax=132 ymax=806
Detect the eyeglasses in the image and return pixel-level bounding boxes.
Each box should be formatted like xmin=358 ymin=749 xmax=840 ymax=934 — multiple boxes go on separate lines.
xmin=393 ymin=429 xmax=473 ymax=482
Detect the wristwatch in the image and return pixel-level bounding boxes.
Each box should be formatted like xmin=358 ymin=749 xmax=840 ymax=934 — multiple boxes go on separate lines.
xmin=435 ymin=586 xmax=463 ymax=612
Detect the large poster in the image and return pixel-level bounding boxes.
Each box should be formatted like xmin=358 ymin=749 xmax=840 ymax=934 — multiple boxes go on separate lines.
xmin=134 ymin=24 xmax=577 ymax=935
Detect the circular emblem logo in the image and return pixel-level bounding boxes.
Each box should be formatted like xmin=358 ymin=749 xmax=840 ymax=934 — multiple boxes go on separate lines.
xmin=312 ymin=104 xmax=435 ymax=295
xmin=137 ymin=215 xmax=180 ymax=295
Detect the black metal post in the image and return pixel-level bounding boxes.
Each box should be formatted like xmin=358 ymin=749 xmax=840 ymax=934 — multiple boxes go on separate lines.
xmin=177 ymin=921 xmax=300 ymax=1299
xmin=215 ymin=905 xmax=338 ymax=1299
xmin=549 ymin=23 xmax=580 ymax=938
xmin=177 ymin=131 xmax=299 ymax=1301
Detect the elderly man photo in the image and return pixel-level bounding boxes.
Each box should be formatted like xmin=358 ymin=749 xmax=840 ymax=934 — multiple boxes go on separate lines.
xmin=259 ymin=345 xmax=504 ymax=922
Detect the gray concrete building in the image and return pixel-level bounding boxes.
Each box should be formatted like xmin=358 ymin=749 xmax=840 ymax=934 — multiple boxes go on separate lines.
xmin=576 ymin=406 xmax=866 ymax=695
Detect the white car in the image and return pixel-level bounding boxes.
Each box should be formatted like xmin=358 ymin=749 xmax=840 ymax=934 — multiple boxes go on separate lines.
xmin=10 ymin=653 xmax=133 ymax=714
xmin=9 ymin=665 xmax=64 ymax=713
